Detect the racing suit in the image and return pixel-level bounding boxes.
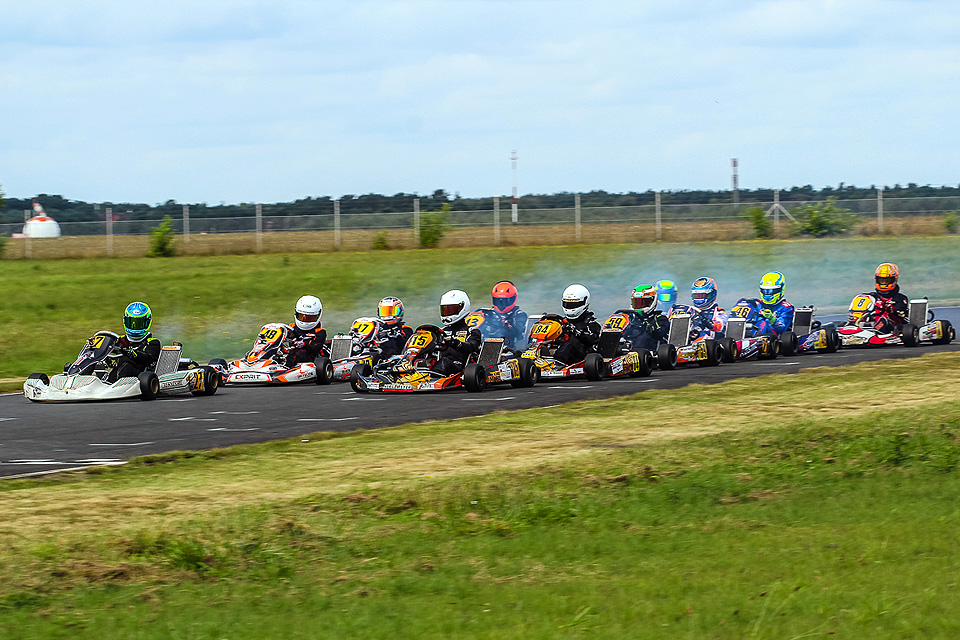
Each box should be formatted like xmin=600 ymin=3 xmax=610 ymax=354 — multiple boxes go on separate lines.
xmin=870 ymin=285 xmax=909 ymax=334
xmin=488 ymin=307 xmax=529 ymax=351
xmin=434 ymin=319 xmax=482 ymax=375
xmin=376 ymin=322 xmax=414 ymax=359
xmin=620 ymin=309 xmax=669 ymax=352
xmin=107 ymin=333 xmax=161 ymax=382
xmin=553 ymin=311 xmax=601 ymax=365
xmin=285 ymin=324 xmax=328 ymax=366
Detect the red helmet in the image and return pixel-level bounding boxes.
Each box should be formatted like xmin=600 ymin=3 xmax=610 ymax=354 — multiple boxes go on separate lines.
xmin=492 ymin=280 xmax=518 ymax=313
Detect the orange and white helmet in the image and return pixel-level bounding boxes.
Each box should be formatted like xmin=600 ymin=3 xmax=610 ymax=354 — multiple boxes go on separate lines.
xmin=377 ymin=297 xmax=404 ymax=325
xmin=875 ymin=263 xmax=898 ymax=293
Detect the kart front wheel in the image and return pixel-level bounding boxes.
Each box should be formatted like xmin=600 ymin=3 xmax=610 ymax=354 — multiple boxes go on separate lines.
xmin=757 ymin=333 xmax=779 ymax=360
xmin=27 ymin=372 xmax=50 ymax=385
xmin=584 ymin=353 xmax=605 ymax=381
xmin=902 ymin=323 xmax=920 ymax=347
xmin=627 ymin=350 xmax=653 ymax=377
xmin=463 ymin=363 xmax=487 ymax=392
xmin=933 ymin=319 xmax=955 ymax=345
xmin=192 ymin=366 xmax=221 ymax=396
xmin=821 ymin=326 xmax=840 ymax=353
xmin=779 ymin=331 xmax=798 ymax=356
xmin=350 ymin=363 xmax=372 ymax=393
xmin=697 ymin=339 xmax=721 ymax=367
xmin=657 ymin=344 xmax=677 ymax=370
xmin=138 ymin=371 xmax=159 ymax=401
xmin=208 ymin=358 xmax=229 ymax=369
xmin=314 ymin=356 xmax=334 ymax=385
xmin=510 ymin=358 xmax=540 ymax=388
xmin=718 ymin=337 xmax=737 ymax=363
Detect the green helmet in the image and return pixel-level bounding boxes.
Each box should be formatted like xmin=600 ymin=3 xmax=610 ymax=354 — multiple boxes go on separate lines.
xmin=631 ymin=284 xmax=657 ymax=316
xmin=123 ymin=301 xmax=152 ymax=342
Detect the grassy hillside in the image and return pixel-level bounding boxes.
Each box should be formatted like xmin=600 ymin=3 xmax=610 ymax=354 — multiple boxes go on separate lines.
xmin=3 ymin=236 xmax=960 ymax=380
xmin=2 ymin=352 xmax=960 ymax=637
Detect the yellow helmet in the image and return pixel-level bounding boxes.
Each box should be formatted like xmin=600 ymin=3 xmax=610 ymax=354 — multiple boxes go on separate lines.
xmin=759 ymin=272 xmax=784 ymax=305
xmin=875 ymin=263 xmax=898 ymax=293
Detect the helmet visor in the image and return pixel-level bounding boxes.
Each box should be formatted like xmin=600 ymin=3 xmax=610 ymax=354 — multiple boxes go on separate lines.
xmin=295 ymin=312 xmax=320 ymax=324
xmin=658 ymin=292 xmax=675 ymax=302
xmin=760 ymin=286 xmax=781 ymax=297
xmin=440 ymin=302 xmax=464 ymax=318
xmin=631 ymin=292 xmax=656 ymax=311
xmin=562 ymin=299 xmax=583 ymax=310
xmin=378 ymin=304 xmax=401 ymax=318
xmin=124 ymin=315 xmax=151 ymax=331
xmin=876 ymin=276 xmax=896 ymax=287
xmin=691 ymin=291 xmax=710 ymax=303
xmin=492 ymin=294 xmax=516 ymax=312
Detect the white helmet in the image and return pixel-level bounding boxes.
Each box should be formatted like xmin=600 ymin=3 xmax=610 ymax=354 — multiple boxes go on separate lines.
xmin=294 ymin=295 xmax=323 ymax=331
xmin=562 ymin=284 xmax=590 ymax=319
xmin=439 ymin=289 xmax=471 ymax=325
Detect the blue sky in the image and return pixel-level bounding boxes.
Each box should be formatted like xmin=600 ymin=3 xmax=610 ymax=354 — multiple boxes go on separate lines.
xmin=1 ymin=0 xmax=958 ymax=204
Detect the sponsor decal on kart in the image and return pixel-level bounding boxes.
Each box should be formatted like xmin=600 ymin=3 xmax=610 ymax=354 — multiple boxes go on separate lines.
xmin=610 ymin=358 xmax=624 ymax=375
xmin=384 ymin=384 xmax=414 ymax=390
xmin=230 ymin=372 xmax=271 ymax=382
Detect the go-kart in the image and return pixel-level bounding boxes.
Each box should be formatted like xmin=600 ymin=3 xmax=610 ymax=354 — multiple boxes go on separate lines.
xmin=327 ymin=317 xmax=385 ymax=382
xmin=518 ymin=314 xmax=607 ymax=381
xmin=464 ymin=309 xmax=540 ymax=387
xmin=350 ymin=324 xmax=486 ymax=393
xmin=465 ymin=307 xmax=528 ymax=351
xmin=23 ymin=331 xmax=220 ymax=402
xmin=662 ymin=306 xmax=729 ymax=367
xmin=592 ymin=311 xmax=657 ymax=378
xmin=725 ymin=299 xmax=839 ymax=358
xmin=836 ymin=295 xmax=954 ymax=347
xmin=216 ymin=323 xmax=333 ymax=385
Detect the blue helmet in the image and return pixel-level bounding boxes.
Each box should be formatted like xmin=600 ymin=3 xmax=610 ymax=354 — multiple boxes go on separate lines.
xmin=655 ymin=280 xmax=678 ymax=308
xmin=123 ymin=302 xmax=152 ymax=342
xmin=690 ymin=277 xmax=717 ymax=310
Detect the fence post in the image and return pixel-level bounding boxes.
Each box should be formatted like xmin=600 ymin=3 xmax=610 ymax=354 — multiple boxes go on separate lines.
xmin=106 ymin=207 xmax=113 ymax=257
xmin=493 ymin=196 xmax=500 ymax=245
xmin=413 ymin=198 xmax=420 ymax=247
xmin=334 ymin=200 xmax=341 ymax=250
xmin=255 ymin=204 xmax=263 ymax=253
xmin=655 ymin=192 xmax=662 ymax=242
xmin=773 ymin=190 xmax=781 ymax=237
xmin=182 ymin=204 xmax=190 ymax=244
xmin=574 ymin=193 xmax=582 ymax=242
xmin=877 ymin=186 xmax=884 ymax=233
xmin=23 ymin=210 xmax=31 ymax=258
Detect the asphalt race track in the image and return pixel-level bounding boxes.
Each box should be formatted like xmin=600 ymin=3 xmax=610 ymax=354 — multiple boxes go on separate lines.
xmin=2 ymin=308 xmax=958 ymax=479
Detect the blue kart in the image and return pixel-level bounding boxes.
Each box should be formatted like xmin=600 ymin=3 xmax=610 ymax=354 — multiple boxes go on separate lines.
xmin=726 ymin=298 xmax=839 ymax=357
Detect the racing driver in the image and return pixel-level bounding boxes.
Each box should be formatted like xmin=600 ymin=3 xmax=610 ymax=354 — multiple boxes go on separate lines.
xmin=623 ymin=284 xmax=670 ymax=351
xmin=554 ymin=284 xmax=601 ymax=364
xmin=672 ymin=277 xmax=727 ymax=340
xmin=374 ymin=296 xmax=414 ymax=358
xmin=286 ymin=295 xmax=327 ymax=365
xmin=756 ymin=271 xmax=795 ymax=335
xmin=655 ymin=279 xmax=678 ymax=313
xmin=107 ymin=302 xmax=161 ymax=382
xmin=435 ymin=289 xmax=482 ymax=375
xmin=490 ymin=281 xmax=530 ymax=351
xmin=868 ymin=262 xmax=909 ymax=334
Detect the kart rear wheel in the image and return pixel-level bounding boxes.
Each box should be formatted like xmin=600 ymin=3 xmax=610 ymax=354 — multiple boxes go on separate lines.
xmin=464 ymin=363 xmax=487 ymax=392
xmin=718 ymin=337 xmax=737 ymax=363
xmin=933 ymin=319 xmax=955 ymax=345
xmin=757 ymin=333 xmax=779 ymax=360
xmin=627 ymin=350 xmax=653 ymax=377
xmin=584 ymin=353 xmax=605 ymax=381
xmin=779 ymin=331 xmax=798 ymax=356
xmin=657 ymin=344 xmax=677 ymax=370
xmin=138 ymin=371 xmax=159 ymax=401
xmin=696 ymin=339 xmax=721 ymax=367
xmin=902 ymin=323 xmax=920 ymax=347
xmin=313 ymin=356 xmax=334 ymax=385
xmin=27 ymin=372 xmax=50 ymax=385
xmin=349 ymin=363 xmax=372 ymax=393
xmin=192 ymin=366 xmax=221 ymax=396
xmin=208 ymin=358 xmax=229 ymax=369
xmin=510 ymin=358 xmax=540 ymax=388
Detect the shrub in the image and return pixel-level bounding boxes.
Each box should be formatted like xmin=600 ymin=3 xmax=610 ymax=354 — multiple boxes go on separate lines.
xmin=419 ymin=203 xmax=450 ymax=248
xmin=372 ymin=230 xmax=390 ymax=250
xmin=0 ymin=234 xmax=7 ymax=259
xmin=944 ymin=211 xmax=958 ymax=234
xmin=147 ymin=215 xmax=177 ymax=257
xmin=742 ymin=206 xmax=773 ymax=239
xmin=790 ymin=197 xmax=858 ymax=237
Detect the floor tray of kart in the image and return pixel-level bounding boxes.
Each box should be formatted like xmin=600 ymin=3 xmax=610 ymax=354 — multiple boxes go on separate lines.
xmin=24 ymin=331 xmax=221 ymax=402
xmin=215 ymin=323 xmax=333 ymax=384
xmin=350 ymin=325 xmax=486 ymax=392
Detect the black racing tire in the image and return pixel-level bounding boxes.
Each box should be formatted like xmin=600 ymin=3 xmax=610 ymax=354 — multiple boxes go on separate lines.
xmin=718 ymin=337 xmax=737 ymax=363
xmin=138 ymin=371 xmax=159 ymax=401
xmin=313 ymin=356 xmax=334 ymax=385
xmin=779 ymin=331 xmax=798 ymax=356
xmin=696 ymin=339 xmax=721 ymax=367
xmin=463 ymin=363 xmax=487 ymax=392
xmin=349 ymin=363 xmax=372 ymax=393
xmin=757 ymin=333 xmax=779 ymax=360
xmin=207 ymin=358 xmax=229 ymax=369
xmin=510 ymin=358 xmax=540 ymax=388
xmin=902 ymin=323 xmax=920 ymax=347
xmin=192 ymin=366 xmax=221 ymax=396
xmin=657 ymin=344 xmax=677 ymax=370
xmin=584 ymin=353 xmax=605 ymax=381
xmin=627 ymin=350 xmax=653 ymax=378
xmin=27 ymin=372 xmax=50 ymax=385
xmin=933 ymin=319 xmax=955 ymax=345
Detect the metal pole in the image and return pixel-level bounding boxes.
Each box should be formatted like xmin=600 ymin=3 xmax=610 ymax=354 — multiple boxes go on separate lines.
xmin=334 ymin=200 xmax=341 ymax=250
xmin=877 ymin=186 xmax=884 ymax=233
xmin=413 ymin=198 xmax=420 ymax=247
xmin=510 ymin=150 xmax=518 ymax=224
xmin=182 ymin=204 xmax=190 ymax=244
xmin=23 ymin=210 xmax=31 ymax=258
xmin=106 ymin=207 xmax=113 ymax=257
xmin=493 ymin=196 xmax=500 ymax=245
xmin=574 ymin=193 xmax=582 ymax=242
xmin=773 ymin=190 xmax=780 ymax=237
xmin=655 ymin=192 xmax=662 ymax=242
xmin=255 ymin=204 xmax=263 ymax=253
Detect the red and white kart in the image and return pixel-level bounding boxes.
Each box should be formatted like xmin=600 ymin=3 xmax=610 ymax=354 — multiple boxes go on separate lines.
xmin=216 ymin=323 xmax=333 ymax=385
xmin=836 ymin=295 xmax=954 ymax=347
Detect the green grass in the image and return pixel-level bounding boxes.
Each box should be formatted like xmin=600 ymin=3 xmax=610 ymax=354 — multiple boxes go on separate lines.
xmin=2 ymin=353 xmax=960 ymax=637
xmin=3 ymin=236 xmax=960 ymax=381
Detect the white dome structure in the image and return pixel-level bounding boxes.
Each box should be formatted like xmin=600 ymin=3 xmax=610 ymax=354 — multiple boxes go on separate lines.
xmin=22 ymin=215 xmax=62 ymax=238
